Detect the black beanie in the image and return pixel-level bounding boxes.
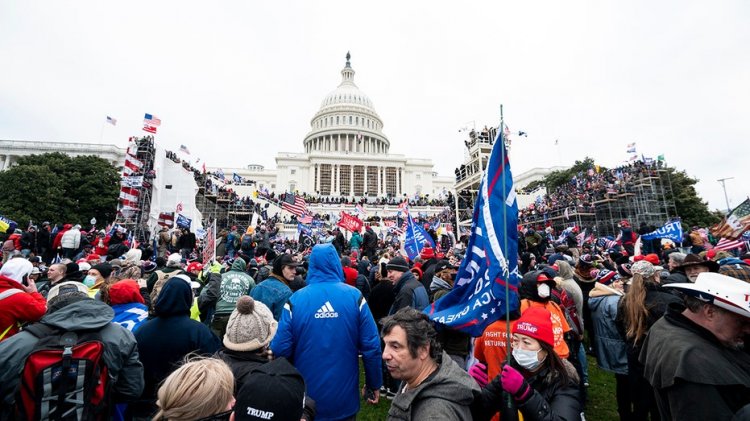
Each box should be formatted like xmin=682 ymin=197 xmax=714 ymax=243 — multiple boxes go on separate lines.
xmin=92 ymin=263 xmax=113 ymax=279
xmin=387 ymin=256 xmax=410 ymax=272
xmin=272 ymin=254 xmax=298 ymax=276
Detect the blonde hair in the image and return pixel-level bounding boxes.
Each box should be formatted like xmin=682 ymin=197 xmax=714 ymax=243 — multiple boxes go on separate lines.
xmin=153 ymin=357 xmax=235 ymax=421
xmin=620 ymin=272 xmax=657 ymax=343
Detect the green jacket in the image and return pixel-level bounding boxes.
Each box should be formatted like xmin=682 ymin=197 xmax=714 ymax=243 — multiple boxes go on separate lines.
xmin=215 ymin=258 xmax=256 ymax=315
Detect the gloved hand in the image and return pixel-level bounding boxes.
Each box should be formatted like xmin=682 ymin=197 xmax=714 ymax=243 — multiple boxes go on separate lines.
xmin=468 ymin=362 xmax=489 ymax=387
xmin=500 ymin=365 xmax=531 ymax=401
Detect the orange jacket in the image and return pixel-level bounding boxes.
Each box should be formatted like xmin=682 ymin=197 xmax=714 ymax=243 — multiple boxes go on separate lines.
xmin=520 ymin=299 xmax=572 ymax=359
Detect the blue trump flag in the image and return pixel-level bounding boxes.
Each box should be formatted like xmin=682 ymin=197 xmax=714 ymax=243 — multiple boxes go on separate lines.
xmin=641 ymin=221 xmax=683 ymax=243
xmin=403 ymin=212 xmax=435 ymax=261
xmin=426 ymin=133 xmax=519 ymax=337
xmin=297 ymin=223 xmax=312 ymax=236
xmin=176 ymin=214 xmax=192 ymax=229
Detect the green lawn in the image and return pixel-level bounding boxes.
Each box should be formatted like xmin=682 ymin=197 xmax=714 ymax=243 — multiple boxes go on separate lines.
xmin=357 ymin=356 xmax=618 ymax=420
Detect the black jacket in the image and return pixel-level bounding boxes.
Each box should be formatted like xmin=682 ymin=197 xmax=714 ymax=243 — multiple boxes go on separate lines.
xmin=216 ymin=348 xmax=267 ymax=391
xmin=362 ymin=229 xmax=378 ymax=255
xmin=473 ymin=360 xmax=581 ymax=421
xmin=640 ymin=304 xmax=750 ymax=420
xmin=616 ymin=283 xmax=680 ymax=377
xmin=133 ymin=278 xmax=221 ymax=415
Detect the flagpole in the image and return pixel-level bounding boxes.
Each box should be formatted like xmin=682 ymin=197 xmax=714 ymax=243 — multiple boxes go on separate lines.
xmin=500 ymin=104 xmax=513 ymax=410
xmin=99 ymin=122 xmax=105 ymax=142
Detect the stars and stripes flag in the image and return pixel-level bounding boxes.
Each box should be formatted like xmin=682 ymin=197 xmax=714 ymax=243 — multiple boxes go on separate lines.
xmin=426 ymin=125 xmax=520 ymax=336
xmin=299 ymin=212 xmax=313 ymax=224
xmin=179 ymin=144 xmax=190 ymax=154
xmin=144 ymin=113 xmax=161 ymax=126
xmin=714 ymin=237 xmax=745 ymax=252
xmin=710 ymin=199 xmax=750 ymax=240
xmin=106 ymin=116 xmax=117 ymax=126
xmin=282 ymin=193 xmax=308 ymax=217
xmin=142 ymin=125 xmax=157 ymax=134
xmin=123 ymin=155 xmax=143 ymax=174
xmin=158 ymin=212 xmax=175 ymax=227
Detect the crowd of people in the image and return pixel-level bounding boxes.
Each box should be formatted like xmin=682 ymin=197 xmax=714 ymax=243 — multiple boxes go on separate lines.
xmin=518 ymin=161 xmax=663 ymax=225
xmin=0 ymin=207 xmax=749 ymax=421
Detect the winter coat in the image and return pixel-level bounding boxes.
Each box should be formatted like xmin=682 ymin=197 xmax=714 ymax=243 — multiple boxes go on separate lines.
xmin=429 ymin=277 xmax=471 ymax=358
xmin=368 ymin=279 xmax=395 ymax=323
xmin=133 ymin=278 xmax=221 ymax=414
xmin=389 ymin=271 xmax=429 ymax=315
xmin=271 ymin=243 xmax=382 ymax=421
xmin=0 ymin=276 xmax=47 ymax=341
xmin=387 ymin=351 xmax=478 ymax=421
xmin=363 ymin=229 xmax=378 ymax=255
xmin=640 ymin=304 xmax=750 ymax=420
xmin=343 ymin=265 xmax=358 ymax=287
xmin=51 ymin=224 xmax=71 ymax=250
xmin=250 ymin=274 xmax=292 ymax=321
xmin=332 ymin=232 xmax=347 ymax=255
xmin=616 ymin=282 xmax=680 ymax=378
xmin=60 ymin=227 xmax=81 ymax=249
xmin=349 ymin=232 xmax=363 ymax=250
xmin=215 ymin=258 xmax=256 ymax=315
xmin=474 ymin=359 xmax=581 ymax=421
xmin=588 ymin=283 xmax=627 ymax=375
xmin=216 ymin=348 xmax=267 ymax=392
xmin=0 ymin=299 xmax=144 ymax=415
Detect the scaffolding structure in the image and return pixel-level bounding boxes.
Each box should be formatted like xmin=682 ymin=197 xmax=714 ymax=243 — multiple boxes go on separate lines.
xmin=519 ymin=168 xmax=677 ymax=237
xmin=115 ymin=136 xmax=156 ymax=243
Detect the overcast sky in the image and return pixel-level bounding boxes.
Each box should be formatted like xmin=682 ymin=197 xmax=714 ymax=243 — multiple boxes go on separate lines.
xmin=1 ymin=1 xmax=747 ymax=211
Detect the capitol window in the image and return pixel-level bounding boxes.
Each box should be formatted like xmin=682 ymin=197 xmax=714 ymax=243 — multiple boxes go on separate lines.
xmin=355 ymin=116 xmax=359 ymax=125
xmin=349 ymin=116 xmax=352 ymax=124
xmin=336 ymin=116 xmax=339 ymax=125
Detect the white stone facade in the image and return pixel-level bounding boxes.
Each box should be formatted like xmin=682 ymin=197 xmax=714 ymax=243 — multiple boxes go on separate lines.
xmin=0 ymin=139 xmax=126 ymax=170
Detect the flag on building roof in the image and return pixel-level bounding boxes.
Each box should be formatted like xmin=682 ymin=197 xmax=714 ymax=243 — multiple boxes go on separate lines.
xmin=106 ymin=116 xmax=117 ymax=126
xmin=179 ymin=144 xmax=190 ymax=154
xmin=627 ymin=142 xmax=636 ymax=148
xmin=144 ymin=113 xmax=161 ymax=127
xmin=426 ymin=127 xmax=519 ymax=336
xmin=626 ymin=146 xmax=636 ymax=153
xmin=282 ymin=193 xmax=308 ymax=217
xmin=142 ymin=125 xmax=157 ymax=134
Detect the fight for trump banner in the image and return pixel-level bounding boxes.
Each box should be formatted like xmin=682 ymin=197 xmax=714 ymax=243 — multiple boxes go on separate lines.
xmin=426 ymin=131 xmax=520 ymax=337
xmin=641 ymin=220 xmax=683 ymax=243
xmin=337 ymin=212 xmax=363 ymax=232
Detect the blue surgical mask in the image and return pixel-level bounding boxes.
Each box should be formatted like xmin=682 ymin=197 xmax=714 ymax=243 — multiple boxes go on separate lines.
xmin=83 ymin=275 xmax=97 ymax=288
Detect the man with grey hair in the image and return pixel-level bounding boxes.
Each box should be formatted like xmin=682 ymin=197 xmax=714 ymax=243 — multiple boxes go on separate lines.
xmin=640 ymin=272 xmax=750 ymax=419
xmin=381 ymin=307 xmax=478 ymax=420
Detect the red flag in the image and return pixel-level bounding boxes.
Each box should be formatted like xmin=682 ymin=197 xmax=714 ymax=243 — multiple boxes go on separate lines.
xmin=337 ymin=212 xmax=363 ymax=232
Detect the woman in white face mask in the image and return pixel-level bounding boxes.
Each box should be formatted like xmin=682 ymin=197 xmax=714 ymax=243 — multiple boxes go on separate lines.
xmin=473 ymin=307 xmax=582 ymax=421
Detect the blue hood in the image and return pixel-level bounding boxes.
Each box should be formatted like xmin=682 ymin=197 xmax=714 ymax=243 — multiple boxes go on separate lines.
xmin=306 ymin=243 xmax=344 ymax=285
xmin=154 ymin=277 xmax=192 ymax=317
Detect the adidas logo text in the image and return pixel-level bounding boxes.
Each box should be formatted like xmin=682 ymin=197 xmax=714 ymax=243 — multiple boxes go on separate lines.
xmin=315 ymin=301 xmax=339 ymax=318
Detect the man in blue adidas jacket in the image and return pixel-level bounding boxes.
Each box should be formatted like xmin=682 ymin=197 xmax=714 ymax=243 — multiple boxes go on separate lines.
xmin=271 ymin=243 xmax=383 ymax=421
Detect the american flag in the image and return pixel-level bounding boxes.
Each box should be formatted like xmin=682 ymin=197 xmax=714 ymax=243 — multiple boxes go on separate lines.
xmin=144 ymin=113 xmax=161 ymax=127
xmin=106 ymin=116 xmax=117 ymax=126
xmin=714 ymin=237 xmax=745 ymax=252
xmin=158 ymin=212 xmax=174 ymax=227
xmin=282 ymin=193 xmax=307 ymax=217
xmin=179 ymin=144 xmax=190 ymax=154
xmin=299 ymin=212 xmax=313 ymax=224
xmin=143 ymin=125 xmax=157 ymax=134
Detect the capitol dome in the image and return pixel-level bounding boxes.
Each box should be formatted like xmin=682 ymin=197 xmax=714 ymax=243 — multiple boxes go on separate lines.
xmin=304 ymin=52 xmax=390 ymax=155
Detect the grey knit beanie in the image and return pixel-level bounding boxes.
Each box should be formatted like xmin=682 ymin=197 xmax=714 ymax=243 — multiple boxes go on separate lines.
xmin=223 ymin=296 xmax=278 ymax=352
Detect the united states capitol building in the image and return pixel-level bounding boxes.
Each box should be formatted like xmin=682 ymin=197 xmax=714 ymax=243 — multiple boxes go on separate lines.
xmin=218 ymin=53 xmax=455 ymax=200
xmin=0 ymin=53 xmax=557 ymax=201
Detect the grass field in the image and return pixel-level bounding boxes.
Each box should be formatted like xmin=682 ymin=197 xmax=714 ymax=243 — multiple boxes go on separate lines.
xmin=356 ymin=356 xmax=618 ymax=420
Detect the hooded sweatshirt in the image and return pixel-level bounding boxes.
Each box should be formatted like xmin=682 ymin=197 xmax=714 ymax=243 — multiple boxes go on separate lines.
xmin=0 ymin=299 xmax=144 ymax=409
xmin=271 ymin=244 xmax=382 ymax=421
xmin=133 ymin=278 xmax=221 ymax=412
xmin=387 ymin=351 xmax=478 ymax=421
xmin=216 ymin=257 xmax=256 ymax=315
xmin=0 ymin=275 xmax=46 ymax=341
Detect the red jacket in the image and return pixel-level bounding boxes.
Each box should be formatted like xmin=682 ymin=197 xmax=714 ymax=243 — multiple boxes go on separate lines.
xmin=51 ymin=224 xmax=72 ymax=250
xmin=0 ymin=276 xmax=47 ymax=341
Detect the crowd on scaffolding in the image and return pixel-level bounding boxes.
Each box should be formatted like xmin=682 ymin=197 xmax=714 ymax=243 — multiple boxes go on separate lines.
xmin=516 ymin=161 xmax=665 ymax=225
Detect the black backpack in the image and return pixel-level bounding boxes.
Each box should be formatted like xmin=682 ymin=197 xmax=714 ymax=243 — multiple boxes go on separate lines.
xmin=15 ymin=324 xmax=111 ymax=420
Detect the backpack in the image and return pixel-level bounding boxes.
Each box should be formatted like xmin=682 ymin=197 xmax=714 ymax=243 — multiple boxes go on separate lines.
xmin=240 ymin=235 xmax=254 ymax=252
xmin=150 ymin=270 xmax=182 ymax=305
xmin=16 ymin=324 xmax=110 ymax=420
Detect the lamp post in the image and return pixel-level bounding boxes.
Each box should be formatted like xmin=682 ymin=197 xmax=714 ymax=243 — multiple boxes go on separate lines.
xmin=717 ymin=177 xmax=734 ymax=214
